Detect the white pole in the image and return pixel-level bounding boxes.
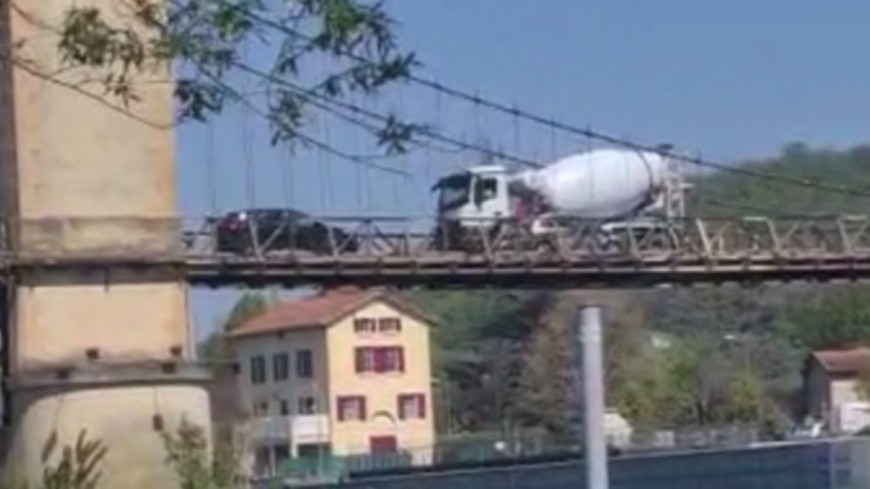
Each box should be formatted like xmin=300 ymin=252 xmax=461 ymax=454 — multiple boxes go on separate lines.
xmin=578 ymin=305 xmax=609 ymax=489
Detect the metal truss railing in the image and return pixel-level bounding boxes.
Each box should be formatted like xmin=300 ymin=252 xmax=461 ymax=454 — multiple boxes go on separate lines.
xmin=2 ymin=214 xmax=870 ymax=265
xmin=178 ymin=214 xmax=870 ymax=263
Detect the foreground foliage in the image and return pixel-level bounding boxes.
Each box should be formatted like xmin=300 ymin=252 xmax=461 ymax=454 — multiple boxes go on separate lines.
xmin=15 ymin=0 xmax=416 ymax=150
xmin=38 ymin=430 xmax=107 ymax=489
xmin=2 ymin=421 xmax=236 ymax=489
xmin=162 ymin=419 xmax=235 ymax=489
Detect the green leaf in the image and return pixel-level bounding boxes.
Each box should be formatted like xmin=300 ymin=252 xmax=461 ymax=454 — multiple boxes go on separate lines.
xmin=49 ymin=0 xmax=417 ymax=155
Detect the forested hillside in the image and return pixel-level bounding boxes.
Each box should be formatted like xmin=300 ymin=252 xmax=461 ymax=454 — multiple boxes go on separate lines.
xmin=411 ymin=143 xmax=870 ymax=441
xmin=689 ymin=143 xmax=870 ymax=216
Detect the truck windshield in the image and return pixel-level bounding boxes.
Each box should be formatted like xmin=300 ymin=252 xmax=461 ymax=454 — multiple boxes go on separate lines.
xmin=435 ymin=173 xmax=472 ymax=211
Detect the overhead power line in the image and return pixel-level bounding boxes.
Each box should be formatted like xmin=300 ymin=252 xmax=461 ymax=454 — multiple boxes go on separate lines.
xmin=233 ymin=62 xmax=543 ymax=169
xmin=189 ymin=59 xmax=408 ymax=176
xmin=236 ymin=57 xmax=870 ymax=201
xmin=242 ymin=11 xmax=870 ymax=200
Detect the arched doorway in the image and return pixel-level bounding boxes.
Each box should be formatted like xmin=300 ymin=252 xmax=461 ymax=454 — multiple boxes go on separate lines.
xmin=369 ymin=410 xmax=399 ymax=454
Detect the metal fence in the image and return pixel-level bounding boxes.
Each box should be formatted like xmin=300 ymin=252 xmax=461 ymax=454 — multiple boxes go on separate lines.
xmin=263 ymin=426 xmax=761 ymax=483
xmin=272 ymin=437 xmax=870 ymax=489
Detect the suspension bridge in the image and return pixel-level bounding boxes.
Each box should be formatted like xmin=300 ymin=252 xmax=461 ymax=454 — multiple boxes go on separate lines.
xmin=3 ymin=2 xmax=870 ymax=488
xmin=4 ymin=22 xmax=861 ymax=290
xmin=3 ymin=213 xmax=870 ymax=288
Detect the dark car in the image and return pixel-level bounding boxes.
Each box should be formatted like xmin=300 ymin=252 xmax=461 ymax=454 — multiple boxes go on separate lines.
xmin=214 ymin=208 xmax=358 ymax=255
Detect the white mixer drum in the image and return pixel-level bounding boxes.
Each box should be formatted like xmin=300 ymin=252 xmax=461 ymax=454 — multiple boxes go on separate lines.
xmin=511 ymin=149 xmax=667 ymax=218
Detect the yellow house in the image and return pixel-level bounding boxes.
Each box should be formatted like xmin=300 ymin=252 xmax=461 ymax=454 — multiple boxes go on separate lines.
xmin=228 ymin=286 xmax=435 ymax=475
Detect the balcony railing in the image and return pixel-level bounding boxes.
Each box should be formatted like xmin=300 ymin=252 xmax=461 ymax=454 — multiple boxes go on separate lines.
xmin=247 ymin=414 xmax=329 ymax=444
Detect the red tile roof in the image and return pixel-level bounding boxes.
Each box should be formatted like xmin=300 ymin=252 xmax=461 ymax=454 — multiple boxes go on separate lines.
xmin=812 ymin=348 xmax=870 ymax=375
xmin=228 ymin=286 xmax=432 ymax=339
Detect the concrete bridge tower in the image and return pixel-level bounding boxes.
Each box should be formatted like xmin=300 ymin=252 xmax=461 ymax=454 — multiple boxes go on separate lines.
xmin=0 ymin=2 xmax=212 ymax=487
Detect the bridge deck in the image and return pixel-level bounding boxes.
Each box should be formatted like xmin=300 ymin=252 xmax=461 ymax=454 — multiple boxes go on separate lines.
xmin=178 ymin=254 xmax=870 ymax=288
xmin=2 ymin=214 xmax=870 ymax=287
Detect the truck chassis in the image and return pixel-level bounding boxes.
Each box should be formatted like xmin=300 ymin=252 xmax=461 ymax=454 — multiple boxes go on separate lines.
xmin=433 ymin=215 xmax=683 ymax=256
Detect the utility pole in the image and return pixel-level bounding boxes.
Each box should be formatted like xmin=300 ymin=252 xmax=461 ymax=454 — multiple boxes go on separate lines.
xmin=578 ymin=305 xmax=609 ymax=489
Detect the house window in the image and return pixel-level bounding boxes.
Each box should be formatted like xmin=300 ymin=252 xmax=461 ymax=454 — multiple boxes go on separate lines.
xmin=354 ymin=347 xmax=405 ymax=374
xmin=378 ymin=317 xmax=402 ymax=333
xmin=273 ymin=353 xmax=289 ymax=381
xmin=296 ymin=350 xmax=313 ymax=378
xmin=253 ymin=400 xmax=268 ymax=417
xmin=354 ymin=318 xmax=377 ymax=333
xmin=398 ymin=394 xmax=426 ymax=420
xmin=279 ymin=399 xmax=290 ymax=416
xmin=383 ymin=347 xmax=404 ymax=372
xmin=298 ymin=396 xmax=317 ymax=415
xmin=250 ymin=355 xmax=267 ymax=384
xmin=355 ymin=348 xmax=375 ymax=373
xmin=337 ymin=396 xmax=366 ymax=421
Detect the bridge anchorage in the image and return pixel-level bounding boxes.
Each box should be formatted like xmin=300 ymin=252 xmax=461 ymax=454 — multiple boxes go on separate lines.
xmin=6 ymin=213 xmax=870 ymax=288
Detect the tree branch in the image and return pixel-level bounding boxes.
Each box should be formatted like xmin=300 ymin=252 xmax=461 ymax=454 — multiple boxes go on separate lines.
xmin=64 ymin=0 xmax=414 ymax=147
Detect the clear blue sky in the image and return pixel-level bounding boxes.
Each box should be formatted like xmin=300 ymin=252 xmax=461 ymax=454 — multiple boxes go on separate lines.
xmin=177 ymin=0 xmax=870 ymax=339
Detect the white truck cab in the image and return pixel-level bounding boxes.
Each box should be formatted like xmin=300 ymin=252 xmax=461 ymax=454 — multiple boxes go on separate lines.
xmin=432 ymin=165 xmax=511 ymax=228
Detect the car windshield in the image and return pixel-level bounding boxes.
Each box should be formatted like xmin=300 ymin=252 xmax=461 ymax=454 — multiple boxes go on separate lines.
xmin=435 ymin=173 xmax=471 ymax=211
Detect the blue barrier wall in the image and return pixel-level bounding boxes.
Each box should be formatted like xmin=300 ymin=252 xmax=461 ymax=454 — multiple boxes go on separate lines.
xmin=309 ymin=439 xmax=867 ymax=489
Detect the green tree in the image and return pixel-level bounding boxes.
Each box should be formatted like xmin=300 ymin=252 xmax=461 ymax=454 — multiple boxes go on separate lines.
xmin=654 ymin=340 xmax=708 ymax=426
xmin=16 ymin=0 xmax=416 ymax=151
xmin=161 ymin=418 xmax=236 ymax=489
xmin=407 ymin=290 xmax=552 ymax=432
xmin=514 ymin=318 xmax=577 ymax=436
xmin=788 ymin=286 xmax=870 ymax=351
xmin=617 ymin=338 xmax=734 ymax=429
xmin=723 ymin=370 xmax=787 ymax=439
xmin=611 ymin=376 xmax=659 ymax=430
xmin=691 ymin=144 xmax=870 ymax=216
xmin=647 ymin=286 xmax=805 ymax=418
xmin=199 ymin=291 xmax=270 ymax=361
xmin=724 ymin=370 xmax=766 ymax=423
xmin=200 ymin=292 xmax=271 ymax=431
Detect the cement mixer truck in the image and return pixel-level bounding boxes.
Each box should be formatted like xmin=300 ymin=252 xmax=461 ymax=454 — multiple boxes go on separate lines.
xmin=431 ymin=148 xmax=689 ymax=253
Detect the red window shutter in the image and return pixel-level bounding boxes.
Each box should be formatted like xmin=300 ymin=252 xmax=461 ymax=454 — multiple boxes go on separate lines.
xmin=398 ymin=348 xmax=405 ymax=372
xmin=373 ymin=348 xmax=385 ymax=373
xmin=397 ymin=395 xmax=406 ymax=420
xmin=337 ymin=398 xmax=346 ymax=421
xmin=418 ymin=394 xmax=426 ymax=418
xmin=360 ymin=396 xmax=367 ymax=420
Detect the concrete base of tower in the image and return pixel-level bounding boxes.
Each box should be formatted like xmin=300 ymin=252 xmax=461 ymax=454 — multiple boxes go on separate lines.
xmin=1 ymin=383 xmax=213 ymax=488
